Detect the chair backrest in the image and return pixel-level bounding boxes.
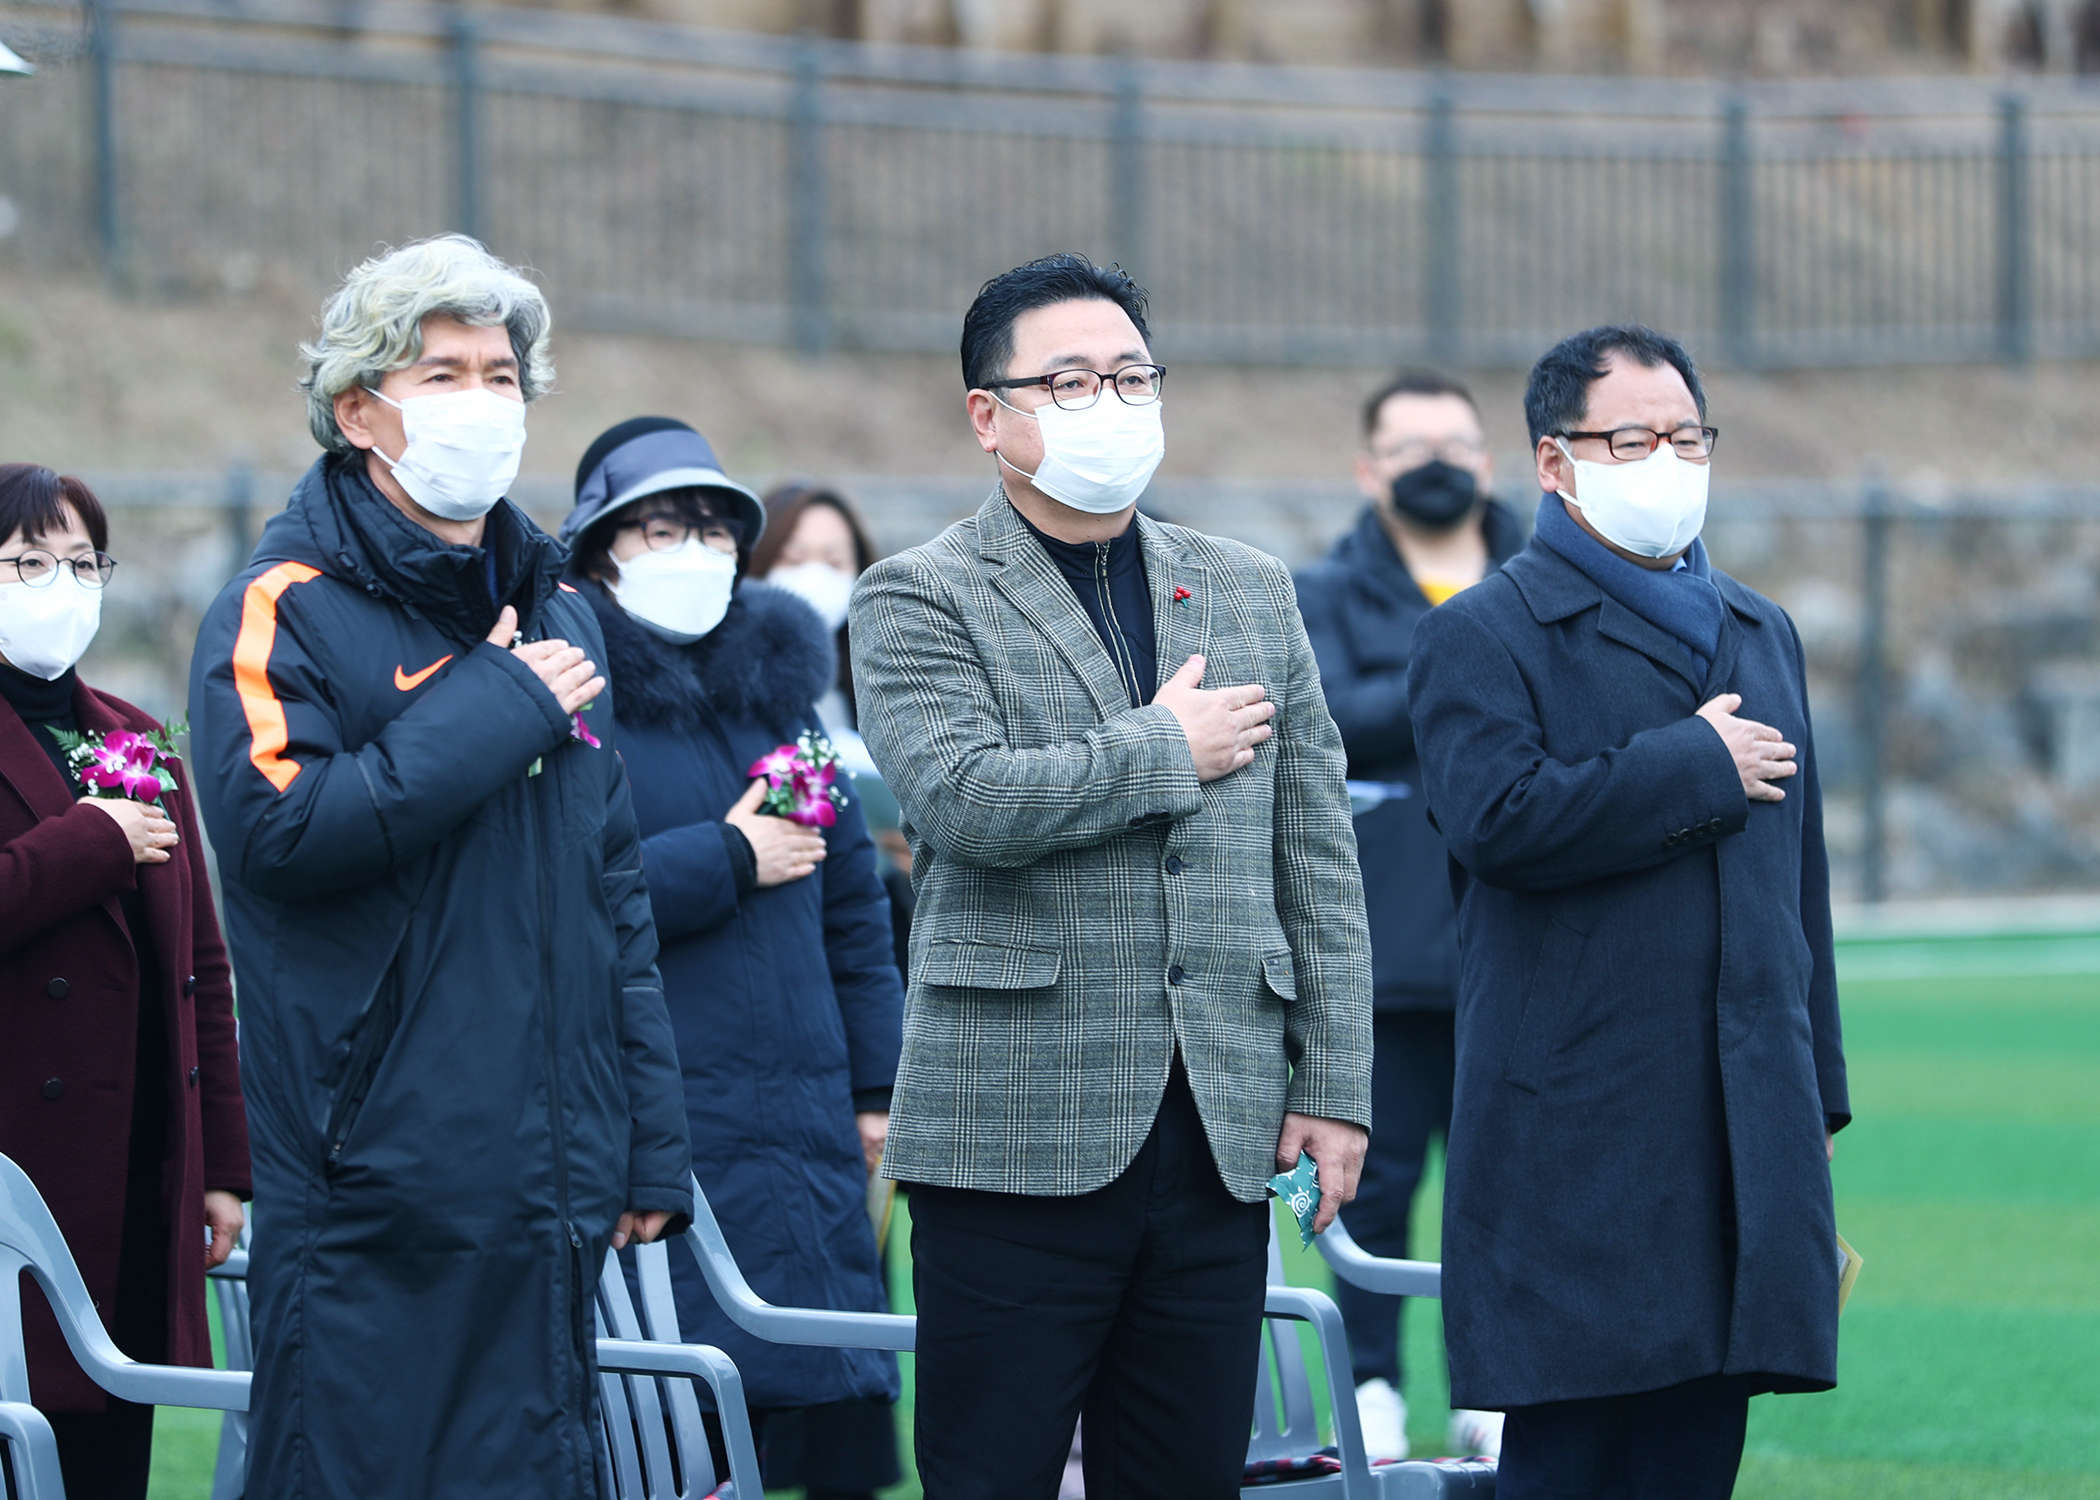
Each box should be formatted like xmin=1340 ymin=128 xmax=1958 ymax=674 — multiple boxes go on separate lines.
xmin=0 ymin=1153 xmax=249 ymax=1413
xmin=1246 ymin=1217 xmax=1326 ymax=1465
xmin=207 ymin=1225 xmax=254 ymax=1500
xmin=594 ymin=1243 xmax=724 ymax=1500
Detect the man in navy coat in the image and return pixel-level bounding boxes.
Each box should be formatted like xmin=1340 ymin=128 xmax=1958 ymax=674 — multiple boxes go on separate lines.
xmin=1408 ymin=325 xmax=1849 ymax=1499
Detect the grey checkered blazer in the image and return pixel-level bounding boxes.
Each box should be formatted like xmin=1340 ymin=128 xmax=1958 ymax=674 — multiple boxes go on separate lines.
xmin=849 ymin=489 xmax=1373 ymax=1203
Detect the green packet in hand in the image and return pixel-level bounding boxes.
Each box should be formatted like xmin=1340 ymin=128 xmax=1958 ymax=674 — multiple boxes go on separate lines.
xmin=1269 ymin=1152 xmax=1321 ymax=1247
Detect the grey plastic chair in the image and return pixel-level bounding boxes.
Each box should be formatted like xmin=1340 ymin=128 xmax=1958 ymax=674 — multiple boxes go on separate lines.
xmin=675 ymin=1173 xmax=1494 ymax=1498
xmin=593 ymin=1239 xmax=764 ymax=1500
xmin=0 ymin=1152 xmax=249 ymax=1500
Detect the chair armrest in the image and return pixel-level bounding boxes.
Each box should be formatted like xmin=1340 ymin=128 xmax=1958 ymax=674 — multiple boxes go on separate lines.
xmin=1315 ymin=1217 xmax=1442 ymax=1298
xmin=594 ymin=1339 xmax=762 ymax=1500
xmin=1260 ymin=1285 xmax=1381 ymax=1500
xmin=682 ymin=1178 xmax=916 ymax=1352
xmin=207 ymin=1249 xmax=248 ymax=1280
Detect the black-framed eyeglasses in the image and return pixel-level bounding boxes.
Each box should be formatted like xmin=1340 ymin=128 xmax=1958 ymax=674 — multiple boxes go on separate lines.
xmin=617 ymin=515 xmax=741 ymax=555
xmin=0 ymin=549 xmax=118 ymax=589
xmin=982 ymin=363 xmax=1167 ymax=411
xmin=1556 ymin=425 xmax=1719 ymax=462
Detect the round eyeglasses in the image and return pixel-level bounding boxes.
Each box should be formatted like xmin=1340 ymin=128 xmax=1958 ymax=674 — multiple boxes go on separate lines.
xmin=982 ymin=363 xmax=1167 ymax=411
xmin=0 ymin=549 xmax=118 ymax=589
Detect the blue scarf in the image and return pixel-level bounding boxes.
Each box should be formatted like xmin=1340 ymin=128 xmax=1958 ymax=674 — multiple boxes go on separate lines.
xmin=1534 ymin=493 xmax=1726 ymax=682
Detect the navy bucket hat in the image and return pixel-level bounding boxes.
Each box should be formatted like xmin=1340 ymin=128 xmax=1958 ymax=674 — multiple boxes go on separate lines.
xmin=562 ymin=416 xmax=766 ymax=548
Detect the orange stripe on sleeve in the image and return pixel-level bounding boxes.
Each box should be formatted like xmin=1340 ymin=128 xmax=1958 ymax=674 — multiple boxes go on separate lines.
xmin=231 ymin=562 xmax=322 ymax=792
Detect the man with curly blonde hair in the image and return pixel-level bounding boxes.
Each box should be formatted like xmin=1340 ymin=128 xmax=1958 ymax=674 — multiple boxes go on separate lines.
xmin=188 ymin=235 xmax=693 ymax=1499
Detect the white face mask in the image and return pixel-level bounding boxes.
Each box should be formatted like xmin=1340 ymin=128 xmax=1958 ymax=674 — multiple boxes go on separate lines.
xmin=608 ymin=538 xmax=737 ymax=643
xmin=1557 ymin=439 xmax=1710 ymax=559
xmin=0 ymin=567 xmax=102 ymax=681
xmin=766 ymin=561 xmax=855 ymax=632
xmin=996 ymin=393 xmax=1165 ymax=516
xmin=366 ymin=386 xmax=527 ymax=523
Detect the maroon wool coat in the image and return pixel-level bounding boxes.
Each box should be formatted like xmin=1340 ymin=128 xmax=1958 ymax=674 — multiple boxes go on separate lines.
xmin=0 ymin=680 xmax=250 ymax=1412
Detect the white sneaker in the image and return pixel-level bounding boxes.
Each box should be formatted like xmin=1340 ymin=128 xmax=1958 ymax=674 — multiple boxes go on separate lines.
xmin=1354 ymin=1377 xmax=1410 ymax=1461
xmin=1447 ymin=1407 xmax=1505 ymax=1457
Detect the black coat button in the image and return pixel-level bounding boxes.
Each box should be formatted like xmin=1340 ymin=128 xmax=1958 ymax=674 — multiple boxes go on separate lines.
xmin=1664 ymin=833 xmax=1679 ymax=848
xmin=45 ymin=978 xmax=68 ymax=999
xmin=41 ymin=1079 xmax=63 ymax=1100
xmin=1166 ymin=855 xmax=1185 ymax=875
xmin=1168 ymin=964 xmax=1185 ymax=985
xmin=1709 ymin=818 xmax=1724 ymax=832
xmin=188 ymin=1066 xmax=200 ymax=1087
xmin=183 ymin=974 xmax=197 ymax=997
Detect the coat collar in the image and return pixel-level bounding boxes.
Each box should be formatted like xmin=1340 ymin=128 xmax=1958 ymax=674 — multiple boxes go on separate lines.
xmin=973 ymin=487 xmax=1206 ymax=717
xmin=253 ymin=455 xmax=568 ymax=648
xmin=584 ymin=576 xmax=836 ymax=734
xmin=1503 ymin=529 xmax=1762 ymax=692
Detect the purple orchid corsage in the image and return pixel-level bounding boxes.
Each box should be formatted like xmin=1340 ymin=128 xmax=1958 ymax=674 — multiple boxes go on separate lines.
xmin=51 ymin=721 xmax=187 ymax=809
xmin=747 ymin=731 xmax=848 ymax=829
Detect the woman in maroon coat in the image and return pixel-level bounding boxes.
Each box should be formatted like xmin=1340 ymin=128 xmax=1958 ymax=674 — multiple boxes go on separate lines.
xmin=0 ymin=465 xmax=250 ymax=1499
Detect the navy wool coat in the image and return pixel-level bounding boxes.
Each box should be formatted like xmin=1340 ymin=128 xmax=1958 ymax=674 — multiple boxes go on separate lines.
xmin=189 ymin=458 xmax=694 ymax=1500
xmin=1295 ymin=501 xmax=1525 ymax=1009
xmin=1407 ymin=526 xmax=1849 ymax=1411
xmin=588 ymin=579 xmax=903 ymax=1411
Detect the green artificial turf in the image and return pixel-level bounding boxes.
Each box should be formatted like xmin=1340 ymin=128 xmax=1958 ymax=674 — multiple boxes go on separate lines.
xmin=142 ymin=939 xmax=2099 ymax=1498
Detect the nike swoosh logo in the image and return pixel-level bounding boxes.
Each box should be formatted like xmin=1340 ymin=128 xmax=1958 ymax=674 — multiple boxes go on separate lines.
xmin=394 ymin=655 xmax=453 ymax=692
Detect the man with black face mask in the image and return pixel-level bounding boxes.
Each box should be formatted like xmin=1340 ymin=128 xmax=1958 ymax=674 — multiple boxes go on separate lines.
xmin=1294 ymin=370 xmax=1524 ymax=1462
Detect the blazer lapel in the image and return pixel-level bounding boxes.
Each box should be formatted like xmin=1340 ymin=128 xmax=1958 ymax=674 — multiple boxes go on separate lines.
xmin=978 ymin=492 xmax=1130 ymax=721
xmin=1139 ymin=514 xmax=1209 ymax=693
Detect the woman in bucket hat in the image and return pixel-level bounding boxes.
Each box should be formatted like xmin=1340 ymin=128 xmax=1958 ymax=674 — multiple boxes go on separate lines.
xmin=565 ymin=418 xmax=905 ymax=1496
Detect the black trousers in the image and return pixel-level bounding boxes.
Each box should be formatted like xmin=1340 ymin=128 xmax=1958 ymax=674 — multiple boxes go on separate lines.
xmin=908 ymin=1062 xmax=1270 ymax=1500
xmin=1497 ymin=1375 xmax=1754 ymax=1500
xmin=1331 ymin=1009 xmax=1454 ymax=1389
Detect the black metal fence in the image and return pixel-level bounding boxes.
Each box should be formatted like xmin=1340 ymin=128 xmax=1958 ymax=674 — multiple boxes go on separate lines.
xmin=6 ymin=0 xmax=2100 ymax=369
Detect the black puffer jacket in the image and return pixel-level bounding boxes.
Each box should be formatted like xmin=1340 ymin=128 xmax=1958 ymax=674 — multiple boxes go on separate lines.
xmin=189 ymin=455 xmax=692 ymax=1500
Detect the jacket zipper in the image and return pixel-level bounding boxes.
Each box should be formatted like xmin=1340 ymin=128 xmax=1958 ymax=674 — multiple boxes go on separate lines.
xmin=1095 ymin=541 xmax=1143 ymax=708
xmin=324 ymin=976 xmax=399 ymax=1173
xmin=523 ymin=744 xmax=589 ymax=1480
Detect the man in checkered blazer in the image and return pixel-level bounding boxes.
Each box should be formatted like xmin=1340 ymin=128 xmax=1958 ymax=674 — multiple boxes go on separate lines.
xmin=850 ymin=254 xmax=1374 ymax=1499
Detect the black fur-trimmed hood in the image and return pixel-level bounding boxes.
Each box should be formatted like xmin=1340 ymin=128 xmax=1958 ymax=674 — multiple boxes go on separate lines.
xmin=585 ymin=577 xmax=837 ymax=732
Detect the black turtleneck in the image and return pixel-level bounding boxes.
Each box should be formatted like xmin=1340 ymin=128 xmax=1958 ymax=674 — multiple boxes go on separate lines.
xmin=1014 ymin=509 xmax=1157 ymax=708
xmin=0 ymin=658 xmax=170 ymax=1318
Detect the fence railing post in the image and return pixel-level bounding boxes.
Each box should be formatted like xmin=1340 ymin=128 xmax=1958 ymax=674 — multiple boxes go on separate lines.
xmin=1997 ymin=92 xmax=2029 ymax=367
xmin=87 ymin=0 xmax=121 ymax=280
xmin=1424 ymin=90 xmax=1461 ymax=365
xmin=1109 ymin=56 xmax=1146 ymax=277
xmin=790 ymin=32 xmax=830 ymax=356
xmin=1858 ymin=470 xmax=1891 ymax=904
xmin=452 ymin=9 xmax=481 ymax=242
xmin=1720 ymin=97 xmax=1756 ymax=369
xmin=223 ymin=460 xmax=255 ymax=585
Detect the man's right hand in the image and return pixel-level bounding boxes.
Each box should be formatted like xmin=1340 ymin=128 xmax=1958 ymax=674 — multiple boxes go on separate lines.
xmin=1695 ymin=693 xmax=1796 ymax=803
xmin=723 ymin=778 xmax=828 ymax=886
xmin=488 ymin=605 xmax=604 ymax=716
xmin=1156 ymin=655 xmax=1276 ymax=783
xmin=77 ymin=796 xmax=179 ymax=865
